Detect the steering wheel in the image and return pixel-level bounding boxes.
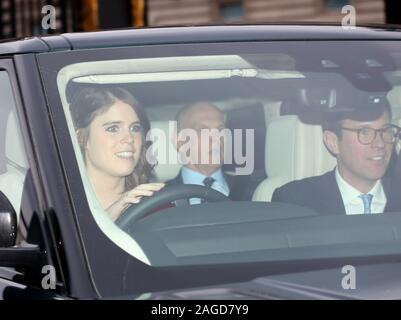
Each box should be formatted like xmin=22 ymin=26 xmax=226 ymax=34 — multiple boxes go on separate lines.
xmin=115 ymin=184 xmax=230 ymax=231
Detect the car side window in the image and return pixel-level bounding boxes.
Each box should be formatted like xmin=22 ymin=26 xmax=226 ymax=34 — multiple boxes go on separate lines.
xmin=0 ymin=71 xmax=29 ymax=223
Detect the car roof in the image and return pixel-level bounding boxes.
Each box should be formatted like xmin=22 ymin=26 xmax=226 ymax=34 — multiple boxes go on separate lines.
xmin=1 ymin=24 xmax=401 ymax=56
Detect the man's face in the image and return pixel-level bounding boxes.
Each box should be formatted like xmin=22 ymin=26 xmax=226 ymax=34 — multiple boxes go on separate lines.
xmin=176 ymin=104 xmax=226 ymax=175
xmin=324 ymin=110 xmax=393 ymax=192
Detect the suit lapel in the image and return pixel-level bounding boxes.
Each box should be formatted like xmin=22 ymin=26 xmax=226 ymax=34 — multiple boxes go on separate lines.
xmin=224 ymin=173 xmax=235 ymax=199
xmin=318 ymin=170 xmax=346 ymax=215
xmin=383 ymin=176 xmax=401 ymax=213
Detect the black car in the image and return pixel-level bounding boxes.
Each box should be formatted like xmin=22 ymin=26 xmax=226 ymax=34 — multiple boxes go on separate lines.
xmin=1 ymin=24 xmax=401 ymax=300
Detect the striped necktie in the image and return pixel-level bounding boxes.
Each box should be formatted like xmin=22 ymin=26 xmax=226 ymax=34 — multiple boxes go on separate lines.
xmin=359 ymin=194 xmax=373 ymax=214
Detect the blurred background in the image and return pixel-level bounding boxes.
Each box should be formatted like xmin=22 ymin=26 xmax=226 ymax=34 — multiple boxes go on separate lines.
xmin=1 ymin=0 xmax=401 ymax=40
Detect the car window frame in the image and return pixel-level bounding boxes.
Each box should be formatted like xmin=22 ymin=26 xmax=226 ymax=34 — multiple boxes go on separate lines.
xmin=0 ymin=58 xmax=58 ymax=293
xmin=37 ymin=39 xmax=401 ymax=298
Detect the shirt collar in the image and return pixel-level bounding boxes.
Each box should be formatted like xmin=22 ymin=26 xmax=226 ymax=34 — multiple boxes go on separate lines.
xmin=210 ymin=168 xmax=225 ymax=183
xmin=181 ymin=166 xmax=225 ymax=185
xmin=335 ymin=167 xmax=386 ymax=206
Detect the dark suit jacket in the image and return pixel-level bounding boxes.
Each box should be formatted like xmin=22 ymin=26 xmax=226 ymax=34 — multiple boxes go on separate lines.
xmin=167 ymin=169 xmax=253 ymax=201
xmin=272 ymin=170 xmax=401 ymax=215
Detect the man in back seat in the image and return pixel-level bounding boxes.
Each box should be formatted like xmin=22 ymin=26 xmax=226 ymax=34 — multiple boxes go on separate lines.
xmin=272 ymin=101 xmax=401 ymax=215
xmin=168 ymin=102 xmax=251 ymax=203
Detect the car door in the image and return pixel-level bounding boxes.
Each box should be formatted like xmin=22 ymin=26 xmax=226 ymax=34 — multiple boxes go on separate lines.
xmin=0 ymin=58 xmax=68 ymax=299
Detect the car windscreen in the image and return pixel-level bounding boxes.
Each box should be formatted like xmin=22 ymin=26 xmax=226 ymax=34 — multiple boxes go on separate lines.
xmin=39 ymin=39 xmax=401 ymax=296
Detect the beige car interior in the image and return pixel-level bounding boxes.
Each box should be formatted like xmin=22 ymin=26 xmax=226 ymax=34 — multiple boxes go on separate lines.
xmin=0 ymin=111 xmax=29 ymax=218
xmin=252 ymin=113 xmax=336 ymax=202
xmin=150 ymin=120 xmax=181 ymax=182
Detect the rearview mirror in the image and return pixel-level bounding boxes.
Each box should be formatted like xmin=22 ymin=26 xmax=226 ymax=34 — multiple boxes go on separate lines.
xmin=0 ymin=190 xmax=17 ymax=247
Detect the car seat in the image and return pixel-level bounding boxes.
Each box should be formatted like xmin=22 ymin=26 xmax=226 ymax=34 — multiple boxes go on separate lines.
xmin=150 ymin=120 xmax=181 ymax=182
xmin=252 ymin=114 xmax=336 ymax=202
xmin=0 ymin=111 xmax=29 ymax=217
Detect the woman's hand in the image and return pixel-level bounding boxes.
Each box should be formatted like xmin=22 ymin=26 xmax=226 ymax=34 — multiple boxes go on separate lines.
xmin=107 ymin=183 xmax=165 ymax=221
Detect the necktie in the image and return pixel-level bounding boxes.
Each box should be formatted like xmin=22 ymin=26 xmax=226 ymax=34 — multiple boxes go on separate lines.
xmin=359 ymin=194 xmax=373 ymax=214
xmin=203 ymin=176 xmax=215 ymax=189
xmin=201 ymin=177 xmax=216 ymax=204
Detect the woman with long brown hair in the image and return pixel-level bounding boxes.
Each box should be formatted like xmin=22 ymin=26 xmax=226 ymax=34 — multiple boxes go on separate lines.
xmin=70 ymin=87 xmax=164 ymax=222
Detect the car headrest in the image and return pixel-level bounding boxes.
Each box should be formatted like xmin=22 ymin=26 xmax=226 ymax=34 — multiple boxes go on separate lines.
xmin=5 ymin=112 xmax=28 ymax=170
xmin=150 ymin=121 xmax=181 ymax=182
xmin=265 ymin=115 xmax=336 ymax=181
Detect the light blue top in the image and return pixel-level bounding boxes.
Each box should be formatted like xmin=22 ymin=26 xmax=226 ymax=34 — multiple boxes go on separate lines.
xmin=181 ymin=166 xmax=230 ymax=204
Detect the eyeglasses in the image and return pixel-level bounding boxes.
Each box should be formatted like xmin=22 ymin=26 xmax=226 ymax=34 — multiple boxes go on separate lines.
xmin=341 ymin=124 xmax=401 ymax=145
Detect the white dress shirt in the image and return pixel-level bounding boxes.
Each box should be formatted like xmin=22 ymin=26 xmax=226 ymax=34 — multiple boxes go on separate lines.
xmin=335 ymin=168 xmax=387 ymax=215
xmin=181 ymin=167 xmax=230 ymax=205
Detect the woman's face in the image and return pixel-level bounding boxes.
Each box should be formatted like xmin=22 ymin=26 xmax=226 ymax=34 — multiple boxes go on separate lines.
xmin=84 ymin=99 xmax=143 ymax=180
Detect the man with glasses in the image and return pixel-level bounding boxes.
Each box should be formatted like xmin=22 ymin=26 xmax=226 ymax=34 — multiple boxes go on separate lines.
xmin=272 ymin=101 xmax=401 ymax=215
